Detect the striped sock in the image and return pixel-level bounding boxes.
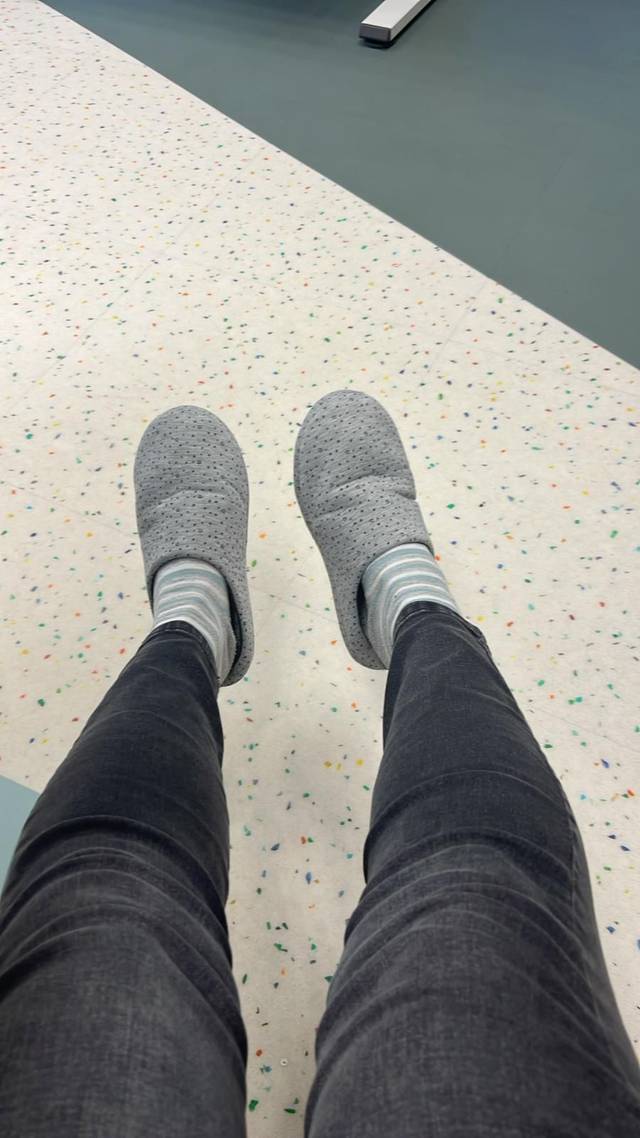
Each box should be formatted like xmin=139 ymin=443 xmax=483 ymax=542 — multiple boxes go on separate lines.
xmin=362 ymin=543 xmax=461 ymax=666
xmin=152 ymin=558 xmax=236 ymax=683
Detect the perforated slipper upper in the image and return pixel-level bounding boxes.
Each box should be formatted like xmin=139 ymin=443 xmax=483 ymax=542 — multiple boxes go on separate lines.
xmin=134 ymin=405 xmax=254 ymax=685
xmin=294 ymin=390 xmax=433 ymax=669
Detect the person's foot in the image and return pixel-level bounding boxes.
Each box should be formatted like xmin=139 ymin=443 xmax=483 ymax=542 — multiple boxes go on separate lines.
xmin=294 ymin=390 xmax=461 ymax=668
xmin=134 ymin=405 xmax=254 ymax=685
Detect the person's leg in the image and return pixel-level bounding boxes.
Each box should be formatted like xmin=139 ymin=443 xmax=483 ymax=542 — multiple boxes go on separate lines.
xmin=295 ymin=391 xmax=640 ymax=1137
xmin=306 ymin=601 xmax=640 ymax=1136
xmin=0 ymin=621 xmax=247 ymax=1138
xmin=0 ymin=405 xmax=256 ymax=1137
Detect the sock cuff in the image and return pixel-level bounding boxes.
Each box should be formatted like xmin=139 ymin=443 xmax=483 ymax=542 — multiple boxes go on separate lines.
xmin=362 ymin=544 xmax=460 ymax=667
xmin=152 ymin=558 xmax=236 ymax=684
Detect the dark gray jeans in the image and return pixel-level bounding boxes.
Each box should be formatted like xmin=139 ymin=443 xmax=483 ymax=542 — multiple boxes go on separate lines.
xmin=1 ymin=602 xmax=639 ymax=1136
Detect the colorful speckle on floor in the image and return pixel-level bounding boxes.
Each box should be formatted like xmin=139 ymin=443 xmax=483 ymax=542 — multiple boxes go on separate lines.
xmin=0 ymin=1 xmax=638 ymax=1131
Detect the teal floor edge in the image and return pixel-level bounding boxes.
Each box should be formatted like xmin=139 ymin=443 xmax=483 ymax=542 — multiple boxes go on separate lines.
xmin=0 ymin=777 xmax=38 ymax=889
xmin=42 ymin=0 xmax=640 ymax=369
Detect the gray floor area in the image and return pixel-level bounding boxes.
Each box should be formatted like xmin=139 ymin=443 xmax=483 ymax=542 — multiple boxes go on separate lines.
xmin=46 ymin=0 xmax=640 ymax=367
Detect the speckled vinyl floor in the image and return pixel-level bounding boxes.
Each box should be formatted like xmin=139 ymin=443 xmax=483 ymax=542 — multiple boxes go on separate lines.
xmin=1 ymin=0 xmax=638 ymax=1129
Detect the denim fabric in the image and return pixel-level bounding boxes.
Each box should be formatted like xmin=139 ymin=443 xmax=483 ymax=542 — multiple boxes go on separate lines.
xmin=1 ymin=606 xmax=638 ymax=1137
xmin=0 ymin=621 xmax=247 ymax=1138
xmin=307 ymin=603 xmax=640 ymax=1135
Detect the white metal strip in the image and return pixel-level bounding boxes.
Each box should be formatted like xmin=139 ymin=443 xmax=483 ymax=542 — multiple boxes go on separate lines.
xmin=359 ymin=0 xmax=435 ymax=43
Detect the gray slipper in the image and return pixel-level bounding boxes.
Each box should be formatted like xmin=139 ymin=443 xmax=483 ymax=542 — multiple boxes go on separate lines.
xmin=294 ymin=390 xmax=433 ymax=669
xmin=134 ymin=404 xmax=254 ymax=685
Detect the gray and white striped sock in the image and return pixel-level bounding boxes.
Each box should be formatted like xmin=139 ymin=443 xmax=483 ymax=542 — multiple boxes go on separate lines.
xmin=362 ymin=543 xmax=460 ymax=666
xmin=152 ymin=558 xmax=236 ymax=683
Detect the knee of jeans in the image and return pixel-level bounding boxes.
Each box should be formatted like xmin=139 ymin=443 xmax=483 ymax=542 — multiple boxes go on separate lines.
xmin=365 ymin=822 xmax=574 ymax=920
xmin=0 ymin=874 xmax=241 ymax=1021
xmin=345 ymin=837 xmax=576 ymax=986
xmin=1 ymin=852 xmax=231 ymax=972
xmin=337 ymin=881 xmax=577 ymax=1036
